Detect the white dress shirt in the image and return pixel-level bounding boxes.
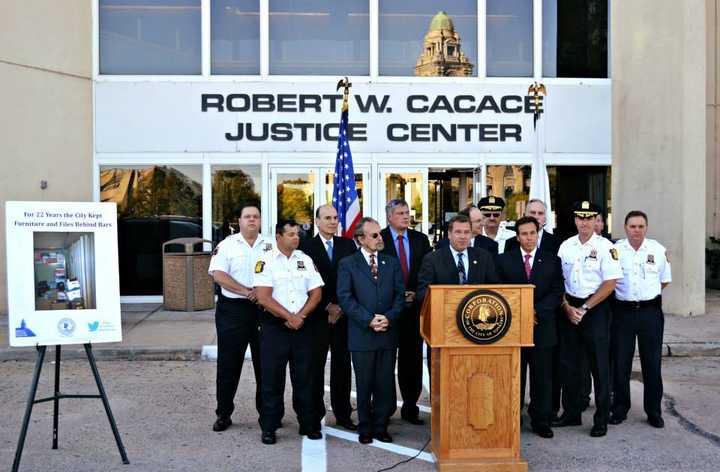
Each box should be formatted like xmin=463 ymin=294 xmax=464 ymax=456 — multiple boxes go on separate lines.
xmin=483 ymin=226 xmax=517 ymax=254
xmin=253 ymin=248 xmax=324 ymax=312
xmin=613 ymin=238 xmax=672 ymax=301
xmin=558 ymin=233 xmax=624 ymax=298
xmin=208 ymin=233 xmax=275 ymax=298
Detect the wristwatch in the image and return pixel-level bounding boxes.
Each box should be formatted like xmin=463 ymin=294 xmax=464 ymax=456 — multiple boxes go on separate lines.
xmin=581 ymin=303 xmax=590 ymax=311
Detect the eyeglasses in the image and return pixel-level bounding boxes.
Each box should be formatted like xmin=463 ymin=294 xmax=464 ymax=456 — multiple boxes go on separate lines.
xmin=366 ymin=232 xmax=380 ymax=239
xmin=483 ymin=212 xmax=500 ymax=218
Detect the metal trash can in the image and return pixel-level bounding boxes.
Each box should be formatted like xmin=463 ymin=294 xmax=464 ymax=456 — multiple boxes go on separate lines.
xmin=162 ymin=237 xmax=215 ymax=311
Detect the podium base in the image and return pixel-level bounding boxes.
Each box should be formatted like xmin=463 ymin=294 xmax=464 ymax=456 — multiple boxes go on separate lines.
xmin=433 ymin=456 xmax=528 ymax=472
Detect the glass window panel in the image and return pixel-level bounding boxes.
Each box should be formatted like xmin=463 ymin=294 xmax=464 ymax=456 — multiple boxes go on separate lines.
xmin=99 ymin=0 xmax=201 ymax=75
xmin=212 ymin=165 xmax=262 ymax=245
xmin=486 ymin=0 xmax=533 ymax=77
xmin=380 ymin=1 xmax=477 ymax=77
xmin=212 ymin=0 xmax=260 ymax=75
xmin=100 ymin=165 xmax=203 ymax=295
xmin=277 ymin=173 xmax=315 ymax=238
xmin=385 ymin=173 xmax=424 ymax=231
xmin=324 ymin=171 xmax=364 ymax=210
xmin=269 ymin=0 xmax=369 ymax=75
xmin=543 ymin=0 xmax=608 ymax=78
xmin=485 ymin=165 xmax=531 ymax=221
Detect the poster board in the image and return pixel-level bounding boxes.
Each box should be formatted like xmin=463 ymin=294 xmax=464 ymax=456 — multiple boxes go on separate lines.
xmin=5 ymin=202 xmax=122 ymax=347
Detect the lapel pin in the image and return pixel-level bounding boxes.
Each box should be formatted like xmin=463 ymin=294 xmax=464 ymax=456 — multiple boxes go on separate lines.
xmin=381 ymin=260 xmax=386 ymax=264
xmin=473 ymin=260 xmax=477 ymax=264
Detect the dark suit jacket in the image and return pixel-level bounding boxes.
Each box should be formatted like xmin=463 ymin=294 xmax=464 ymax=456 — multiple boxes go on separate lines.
xmin=300 ymin=235 xmax=357 ymax=319
xmin=380 ymin=227 xmax=431 ymax=292
xmin=337 ymin=251 xmax=405 ymax=351
xmin=505 ymin=229 xmax=561 ymax=255
xmin=495 ymin=249 xmax=564 ymax=347
xmin=416 ymin=246 xmax=500 ymax=303
xmin=437 ymin=234 xmax=499 ymax=254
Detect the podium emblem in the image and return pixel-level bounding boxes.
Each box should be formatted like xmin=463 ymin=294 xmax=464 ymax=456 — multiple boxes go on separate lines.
xmin=456 ymin=289 xmax=512 ymax=344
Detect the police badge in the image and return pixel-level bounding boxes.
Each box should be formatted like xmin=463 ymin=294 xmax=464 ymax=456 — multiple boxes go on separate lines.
xmin=297 ymin=260 xmax=306 ymax=270
xmin=264 ymin=243 xmax=273 ymax=252
xmin=647 ymin=254 xmax=655 ymax=264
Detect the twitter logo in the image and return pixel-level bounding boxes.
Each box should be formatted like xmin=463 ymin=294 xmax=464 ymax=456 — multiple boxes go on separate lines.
xmin=88 ymin=321 xmax=99 ymax=332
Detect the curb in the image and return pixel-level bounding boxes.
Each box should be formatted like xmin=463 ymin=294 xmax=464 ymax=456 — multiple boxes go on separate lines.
xmin=0 ymin=347 xmax=202 ymax=362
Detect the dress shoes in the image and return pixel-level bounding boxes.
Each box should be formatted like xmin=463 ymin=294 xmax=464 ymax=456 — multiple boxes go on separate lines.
xmin=648 ymin=416 xmax=665 ymax=428
xmin=373 ymin=431 xmax=393 ymax=443
xmin=609 ymin=413 xmax=626 ymax=425
xmin=261 ymin=431 xmax=277 ymax=445
xmin=336 ymin=419 xmax=358 ymax=431
xmin=401 ymin=414 xmax=425 ymax=426
xmin=590 ymin=424 xmax=607 ymax=437
xmin=212 ymin=416 xmax=232 ymax=432
xmin=358 ymin=433 xmax=373 ymax=444
xmin=531 ymin=424 xmax=554 ymax=438
xmin=305 ymin=431 xmax=323 ymax=440
xmin=551 ymin=414 xmax=582 ymax=427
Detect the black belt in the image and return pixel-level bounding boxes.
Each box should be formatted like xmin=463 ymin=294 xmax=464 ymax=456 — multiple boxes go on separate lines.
xmin=566 ymin=294 xmax=590 ymax=307
xmin=218 ymin=294 xmax=254 ymax=305
xmin=614 ymin=296 xmax=661 ymax=310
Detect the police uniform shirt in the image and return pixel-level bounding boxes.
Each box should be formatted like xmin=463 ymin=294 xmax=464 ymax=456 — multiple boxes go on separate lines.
xmin=483 ymin=226 xmax=516 ymax=254
xmin=208 ymin=233 xmax=275 ymax=299
xmin=253 ymin=249 xmax=324 ymax=313
xmin=613 ymin=238 xmax=672 ymax=301
xmin=558 ymin=233 xmax=624 ymax=298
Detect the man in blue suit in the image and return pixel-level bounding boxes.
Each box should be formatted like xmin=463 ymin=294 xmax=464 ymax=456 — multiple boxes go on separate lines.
xmin=337 ymin=216 xmax=405 ymax=445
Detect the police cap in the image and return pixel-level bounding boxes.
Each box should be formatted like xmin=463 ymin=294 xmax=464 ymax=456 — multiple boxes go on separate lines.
xmin=478 ymin=196 xmax=506 ymax=211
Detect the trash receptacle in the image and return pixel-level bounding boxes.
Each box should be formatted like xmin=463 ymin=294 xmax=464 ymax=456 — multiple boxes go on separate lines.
xmin=162 ymin=237 xmax=215 ymax=311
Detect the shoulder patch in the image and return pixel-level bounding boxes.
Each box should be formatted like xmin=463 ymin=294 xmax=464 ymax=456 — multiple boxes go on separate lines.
xmin=610 ymin=248 xmax=619 ymax=261
xmin=254 ymin=261 xmax=265 ymax=273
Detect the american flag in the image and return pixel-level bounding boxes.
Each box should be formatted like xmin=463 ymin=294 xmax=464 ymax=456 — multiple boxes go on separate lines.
xmin=332 ymin=107 xmax=361 ymax=238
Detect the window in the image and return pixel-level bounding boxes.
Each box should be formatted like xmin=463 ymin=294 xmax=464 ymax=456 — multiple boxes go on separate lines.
xmin=380 ymin=1 xmax=477 ymax=77
xmin=99 ymin=0 xmax=201 ymax=75
xmin=485 ymin=165 xmax=531 ymax=221
xmin=212 ymin=0 xmax=260 ymax=75
xmin=543 ymin=0 xmax=608 ymax=78
xmin=211 ymin=166 xmax=262 ymax=245
xmin=269 ymin=0 xmax=369 ymax=75
xmin=486 ymin=0 xmax=533 ymax=77
xmin=100 ymin=165 xmax=203 ymax=295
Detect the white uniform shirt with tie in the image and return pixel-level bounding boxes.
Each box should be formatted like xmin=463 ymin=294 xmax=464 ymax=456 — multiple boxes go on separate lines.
xmin=253 ymin=248 xmax=324 ymax=312
xmin=208 ymin=233 xmax=275 ymax=299
xmin=613 ymin=238 xmax=672 ymax=301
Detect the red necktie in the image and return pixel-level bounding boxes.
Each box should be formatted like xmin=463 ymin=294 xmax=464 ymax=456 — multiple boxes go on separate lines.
xmin=369 ymin=254 xmax=378 ymax=281
xmin=397 ymin=235 xmax=409 ymax=286
xmin=524 ymin=254 xmax=532 ymax=280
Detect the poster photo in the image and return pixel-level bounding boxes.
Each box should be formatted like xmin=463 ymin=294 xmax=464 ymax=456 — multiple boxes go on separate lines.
xmin=5 ymin=202 xmax=122 ymax=347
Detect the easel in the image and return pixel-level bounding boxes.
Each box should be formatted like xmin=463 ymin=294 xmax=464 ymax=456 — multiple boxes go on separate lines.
xmin=12 ymin=343 xmax=129 ymax=472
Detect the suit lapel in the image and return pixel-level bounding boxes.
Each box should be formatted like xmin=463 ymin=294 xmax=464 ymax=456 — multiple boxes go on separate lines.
xmin=314 ymin=235 xmax=332 ymax=266
xmin=354 ymin=251 xmax=375 ymax=282
xmin=529 ymin=253 xmax=543 ymax=283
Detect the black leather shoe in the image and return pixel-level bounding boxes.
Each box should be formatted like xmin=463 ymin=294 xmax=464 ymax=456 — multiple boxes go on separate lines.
xmin=609 ymin=413 xmax=626 ymax=425
xmin=305 ymin=431 xmax=323 ymax=440
xmin=401 ymin=415 xmax=425 ymax=425
xmin=336 ymin=419 xmax=358 ymax=431
xmin=551 ymin=414 xmax=582 ymax=427
xmin=373 ymin=431 xmax=393 ymax=443
xmin=212 ymin=417 xmax=232 ymax=432
xmin=648 ymin=416 xmax=665 ymax=428
xmin=261 ymin=431 xmax=276 ymax=445
xmin=590 ymin=424 xmax=607 ymax=437
xmin=531 ymin=424 xmax=554 ymax=438
xmin=358 ymin=433 xmax=373 ymax=444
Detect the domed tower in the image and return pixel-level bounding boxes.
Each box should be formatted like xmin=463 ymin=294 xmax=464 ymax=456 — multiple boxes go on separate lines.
xmin=415 ymin=11 xmax=474 ymax=77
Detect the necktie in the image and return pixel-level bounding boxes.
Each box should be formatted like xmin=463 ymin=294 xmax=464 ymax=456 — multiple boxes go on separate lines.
xmin=457 ymin=252 xmax=467 ymax=284
xmin=397 ymin=235 xmax=409 ymax=286
xmin=369 ymin=253 xmax=378 ymax=281
xmin=524 ymin=254 xmax=532 ymax=280
xmin=326 ymin=239 xmax=333 ymax=260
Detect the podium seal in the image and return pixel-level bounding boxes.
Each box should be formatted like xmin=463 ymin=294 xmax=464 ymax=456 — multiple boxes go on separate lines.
xmin=456 ymin=289 xmax=512 ymax=344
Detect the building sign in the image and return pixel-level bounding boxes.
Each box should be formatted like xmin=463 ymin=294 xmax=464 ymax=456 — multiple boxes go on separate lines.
xmin=95 ymin=81 xmax=611 ymax=155
xmin=5 ymin=202 xmax=122 ymax=347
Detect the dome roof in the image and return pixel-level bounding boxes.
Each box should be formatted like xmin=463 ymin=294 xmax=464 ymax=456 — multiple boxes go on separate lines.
xmin=429 ymin=11 xmax=454 ymax=32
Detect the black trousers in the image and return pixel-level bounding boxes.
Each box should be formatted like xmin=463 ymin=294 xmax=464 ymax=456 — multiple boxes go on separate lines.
xmin=559 ymin=298 xmax=611 ymax=426
xmin=310 ymin=316 xmax=353 ymax=428
xmin=259 ymin=319 xmax=315 ymax=433
xmin=215 ymin=296 xmax=262 ymax=419
xmin=397 ymin=307 xmax=423 ymax=418
xmin=611 ymin=299 xmax=664 ymax=420
xmin=521 ymin=346 xmax=554 ymax=427
xmin=352 ymin=349 xmax=397 ymax=435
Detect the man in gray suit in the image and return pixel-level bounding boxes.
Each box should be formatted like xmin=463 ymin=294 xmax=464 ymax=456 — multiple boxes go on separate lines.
xmin=337 ymin=217 xmax=405 ymax=445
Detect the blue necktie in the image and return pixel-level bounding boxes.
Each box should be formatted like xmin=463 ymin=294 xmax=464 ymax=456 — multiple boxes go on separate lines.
xmin=458 ymin=253 xmax=467 ymax=284
xmin=326 ymin=239 xmax=333 ymax=260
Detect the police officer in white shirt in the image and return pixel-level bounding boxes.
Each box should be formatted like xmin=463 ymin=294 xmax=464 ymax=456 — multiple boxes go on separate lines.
xmin=610 ymin=211 xmax=671 ymax=429
xmin=553 ymin=201 xmax=623 ymax=437
xmin=208 ymin=204 xmax=275 ymax=433
xmin=254 ymin=219 xmax=324 ymax=445
xmin=478 ymin=196 xmax=516 ymax=254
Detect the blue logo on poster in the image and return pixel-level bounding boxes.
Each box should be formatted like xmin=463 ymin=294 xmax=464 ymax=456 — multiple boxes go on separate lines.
xmin=88 ymin=321 xmax=99 ymax=332
xmin=57 ymin=318 xmax=76 ymax=336
xmin=15 ymin=319 xmax=36 ymax=337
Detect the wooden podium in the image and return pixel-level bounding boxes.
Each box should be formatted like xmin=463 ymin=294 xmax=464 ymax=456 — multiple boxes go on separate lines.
xmin=420 ymin=284 xmax=534 ymax=472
